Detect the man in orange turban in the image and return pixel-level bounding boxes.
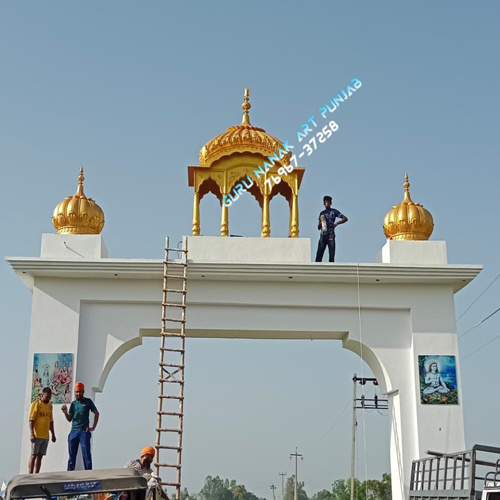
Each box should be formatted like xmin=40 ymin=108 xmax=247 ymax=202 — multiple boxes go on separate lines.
xmin=61 ymin=381 xmax=99 ymax=471
xmin=124 ymin=446 xmax=170 ymax=500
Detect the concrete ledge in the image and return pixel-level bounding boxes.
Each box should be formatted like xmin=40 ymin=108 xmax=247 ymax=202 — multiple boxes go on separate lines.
xmin=377 ymin=240 xmax=447 ymax=265
xmin=186 ymin=236 xmax=311 ymax=263
xmin=41 ymin=234 xmax=108 ymax=259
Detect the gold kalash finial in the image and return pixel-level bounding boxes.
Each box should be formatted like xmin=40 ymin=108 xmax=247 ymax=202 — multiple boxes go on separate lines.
xmin=52 ymin=167 xmax=105 ymax=234
xmin=383 ymin=173 xmax=434 ymax=241
xmin=189 ymin=88 xmax=305 ymax=237
xmin=241 ymin=88 xmax=251 ymax=126
xmin=76 ymin=167 xmax=85 ymax=196
xmin=403 ymin=173 xmax=412 ymax=202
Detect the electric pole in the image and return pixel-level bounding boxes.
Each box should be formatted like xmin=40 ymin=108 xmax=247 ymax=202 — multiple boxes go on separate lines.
xmin=349 ymin=374 xmax=388 ymax=500
xmin=290 ymin=447 xmax=303 ymax=500
xmin=350 ymin=374 xmax=357 ymax=500
xmin=279 ymin=472 xmax=286 ymax=500
xmin=270 ymin=484 xmax=277 ymax=500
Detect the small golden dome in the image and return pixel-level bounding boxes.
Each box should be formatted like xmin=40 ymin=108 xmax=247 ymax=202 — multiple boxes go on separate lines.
xmin=52 ymin=168 xmax=105 ymax=235
xmin=199 ymin=88 xmax=286 ymax=167
xmin=383 ymin=174 xmax=434 ymax=241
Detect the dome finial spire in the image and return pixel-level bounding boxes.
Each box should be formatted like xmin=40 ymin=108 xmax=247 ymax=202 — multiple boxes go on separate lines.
xmin=403 ymin=172 xmax=413 ymax=203
xmin=241 ymin=88 xmax=251 ymax=126
xmin=76 ymin=167 xmax=85 ymax=197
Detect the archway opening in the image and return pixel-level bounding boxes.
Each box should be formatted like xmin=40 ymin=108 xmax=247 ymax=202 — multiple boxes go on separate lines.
xmin=198 ymin=178 xmax=222 ymax=236
xmin=93 ymin=337 xmax=390 ymax=500
xmin=227 ymin=175 xmax=262 ymax=237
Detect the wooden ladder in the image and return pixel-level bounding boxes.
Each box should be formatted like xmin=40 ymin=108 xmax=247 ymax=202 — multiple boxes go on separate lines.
xmin=155 ymin=236 xmax=188 ymax=500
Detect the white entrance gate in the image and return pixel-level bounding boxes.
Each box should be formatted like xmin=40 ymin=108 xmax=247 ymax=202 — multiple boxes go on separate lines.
xmin=7 ymin=234 xmax=481 ymax=500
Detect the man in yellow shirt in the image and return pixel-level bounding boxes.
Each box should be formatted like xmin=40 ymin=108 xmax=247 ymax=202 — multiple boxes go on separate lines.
xmin=28 ymin=387 xmax=56 ymax=473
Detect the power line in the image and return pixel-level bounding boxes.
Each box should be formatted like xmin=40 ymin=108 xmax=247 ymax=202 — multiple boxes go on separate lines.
xmin=303 ymin=397 xmax=352 ymax=454
xmin=356 ymin=264 xmax=369 ymax=500
xmin=458 ymin=306 xmax=500 ymax=339
xmin=456 ymin=272 xmax=500 ymax=323
xmin=461 ymin=333 xmax=500 ymax=362
xmin=350 ymin=374 xmax=357 ymax=500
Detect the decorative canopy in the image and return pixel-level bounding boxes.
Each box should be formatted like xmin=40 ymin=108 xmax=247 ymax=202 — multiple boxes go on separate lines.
xmin=383 ymin=173 xmax=434 ymax=241
xmin=52 ymin=168 xmax=105 ymax=235
xmin=189 ymin=89 xmax=304 ymax=238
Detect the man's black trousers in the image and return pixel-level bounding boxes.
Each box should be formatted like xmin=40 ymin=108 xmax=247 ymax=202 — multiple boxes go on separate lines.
xmin=315 ymin=233 xmax=336 ymax=262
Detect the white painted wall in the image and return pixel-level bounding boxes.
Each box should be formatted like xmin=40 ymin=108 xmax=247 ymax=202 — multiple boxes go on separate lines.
xmin=13 ymin=235 xmax=478 ymax=500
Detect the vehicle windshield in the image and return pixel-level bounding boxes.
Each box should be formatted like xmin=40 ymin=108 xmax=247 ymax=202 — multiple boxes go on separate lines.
xmin=14 ymin=492 xmax=132 ymax=500
xmin=61 ymin=494 xmax=123 ymax=500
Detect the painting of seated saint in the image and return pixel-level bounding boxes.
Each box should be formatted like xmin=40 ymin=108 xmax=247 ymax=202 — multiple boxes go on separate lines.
xmin=419 ymin=355 xmax=458 ymax=405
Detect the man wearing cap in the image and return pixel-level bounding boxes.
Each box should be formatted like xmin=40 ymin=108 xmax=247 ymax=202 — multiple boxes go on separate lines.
xmin=125 ymin=447 xmax=170 ymax=500
xmin=28 ymin=387 xmax=56 ymax=473
xmin=315 ymin=195 xmax=348 ymax=262
xmin=61 ymin=382 xmax=99 ymax=470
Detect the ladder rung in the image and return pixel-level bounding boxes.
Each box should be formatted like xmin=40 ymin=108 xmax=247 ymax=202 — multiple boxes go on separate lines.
xmin=165 ymin=289 xmax=187 ymax=294
xmin=155 ymin=463 xmax=181 ymax=468
xmin=158 ymin=379 xmax=184 ymax=384
xmin=158 ymin=395 xmax=184 ymax=400
xmin=160 ymin=331 xmax=185 ymax=336
xmin=162 ymin=303 xmax=185 ymax=308
xmin=156 ymin=428 xmax=182 ymax=433
xmin=160 ymin=482 xmax=181 ymax=487
xmin=158 ymin=411 xmax=183 ymax=416
xmin=160 ymin=348 xmax=185 ymax=353
xmin=157 ymin=445 xmax=182 ymax=450
xmin=160 ymin=363 xmax=184 ymax=368
xmin=162 ymin=318 xmax=186 ymax=324
xmin=165 ymin=247 xmax=188 ymax=253
xmin=165 ymin=275 xmax=187 ymax=280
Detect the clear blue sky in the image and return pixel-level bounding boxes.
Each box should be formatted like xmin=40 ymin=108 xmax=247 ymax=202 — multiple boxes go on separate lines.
xmin=1 ymin=1 xmax=499 ymax=497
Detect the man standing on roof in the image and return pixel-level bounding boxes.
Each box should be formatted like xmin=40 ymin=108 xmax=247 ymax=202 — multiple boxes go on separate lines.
xmin=125 ymin=446 xmax=170 ymax=500
xmin=28 ymin=387 xmax=56 ymax=473
xmin=61 ymin=382 xmax=99 ymax=471
xmin=315 ymin=195 xmax=348 ymax=263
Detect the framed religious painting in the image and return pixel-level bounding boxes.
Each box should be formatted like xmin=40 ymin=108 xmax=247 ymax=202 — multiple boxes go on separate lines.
xmin=418 ymin=355 xmax=459 ymax=405
xmin=32 ymin=353 xmax=74 ymax=404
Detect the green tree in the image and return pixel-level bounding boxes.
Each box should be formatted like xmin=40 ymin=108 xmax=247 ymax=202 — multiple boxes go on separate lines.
xmin=331 ymin=479 xmax=352 ymax=500
xmin=199 ymin=476 xmax=233 ymax=500
xmin=197 ymin=476 xmax=266 ymax=500
xmin=328 ymin=475 xmax=391 ymax=500
xmin=231 ymin=484 xmax=261 ymax=500
xmin=363 ymin=473 xmax=391 ymax=500
xmin=180 ymin=487 xmax=195 ymax=500
xmin=284 ymin=475 xmax=308 ymax=500
xmin=311 ymin=489 xmax=333 ymax=500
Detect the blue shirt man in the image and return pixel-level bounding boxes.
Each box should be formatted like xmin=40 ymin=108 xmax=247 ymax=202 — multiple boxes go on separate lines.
xmin=315 ymin=195 xmax=348 ymax=262
xmin=62 ymin=382 xmax=99 ymax=471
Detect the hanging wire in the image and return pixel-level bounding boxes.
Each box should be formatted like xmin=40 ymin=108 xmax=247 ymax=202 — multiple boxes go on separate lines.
xmin=456 ymin=272 xmax=500 ymax=323
xmin=175 ymin=240 xmax=183 ymax=259
xmin=461 ymin=333 xmax=500 ymax=362
xmin=356 ymin=264 xmax=369 ymax=500
xmin=458 ymin=306 xmax=500 ymax=339
xmin=303 ymin=397 xmax=352 ymax=454
xmin=311 ymin=408 xmax=352 ymax=455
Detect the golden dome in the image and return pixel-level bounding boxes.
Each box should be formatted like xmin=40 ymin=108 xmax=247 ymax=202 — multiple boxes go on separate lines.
xmin=383 ymin=174 xmax=434 ymax=241
xmin=52 ymin=168 xmax=105 ymax=235
xmin=199 ymin=88 xmax=286 ymax=167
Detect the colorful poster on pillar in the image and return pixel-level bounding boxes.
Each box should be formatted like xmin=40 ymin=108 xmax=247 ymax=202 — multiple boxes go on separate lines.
xmin=32 ymin=353 xmax=74 ymax=404
xmin=418 ymin=355 xmax=458 ymax=405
